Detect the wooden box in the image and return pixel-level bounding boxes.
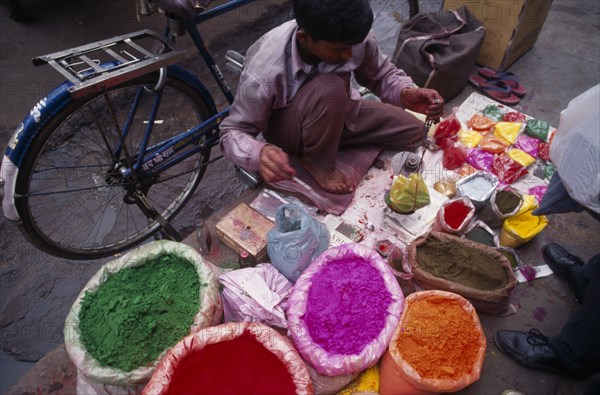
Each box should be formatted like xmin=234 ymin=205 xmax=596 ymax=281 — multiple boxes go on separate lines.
xmin=444 ymin=0 xmax=553 ymax=70
xmin=215 ymin=203 xmax=273 ymax=264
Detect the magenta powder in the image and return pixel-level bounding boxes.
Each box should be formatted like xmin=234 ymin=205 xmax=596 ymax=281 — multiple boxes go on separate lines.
xmin=305 ymin=257 xmax=392 ymax=355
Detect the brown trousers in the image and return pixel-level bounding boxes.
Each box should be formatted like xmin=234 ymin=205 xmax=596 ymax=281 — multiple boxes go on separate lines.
xmin=263 ymin=73 xmax=424 ymax=172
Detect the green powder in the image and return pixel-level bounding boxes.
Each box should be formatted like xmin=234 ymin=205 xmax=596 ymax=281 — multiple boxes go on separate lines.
xmin=79 ymin=254 xmax=201 ymax=372
xmin=495 ymin=190 xmax=521 ymax=214
xmin=416 ymin=239 xmax=509 ymax=291
xmin=465 ymin=227 xmax=495 ymax=246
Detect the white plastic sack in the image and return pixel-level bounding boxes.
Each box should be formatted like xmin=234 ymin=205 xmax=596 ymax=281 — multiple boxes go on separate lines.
xmin=64 ymin=240 xmax=223 ymax=393
xmin=219 ymin=263 xmax=293 ymax=328
xmin=551 ymin=84 xmax=600 ymax=213
xmin=267 ymin=203 xmax=330 ymax=283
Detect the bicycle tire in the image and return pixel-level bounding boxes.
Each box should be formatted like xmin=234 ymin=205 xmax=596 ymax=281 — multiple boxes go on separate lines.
xmin=15 ymin=69 xmax=216 ymax=259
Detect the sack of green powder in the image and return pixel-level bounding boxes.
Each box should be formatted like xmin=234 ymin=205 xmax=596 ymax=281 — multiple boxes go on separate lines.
xmin=142 ymin=322 xmax=313 ymax=394
xmin=64 ymin=240 xmax=223 ymax=394
xmin=407 ymin=232 xmax=517 ymax=316
xmin=478 ymin=187 xmax=524 ymax=229
xmin=268 ymin=203 xmax=330 ymax=283
xmin=287 ymin=243 xmax=405 ymax=377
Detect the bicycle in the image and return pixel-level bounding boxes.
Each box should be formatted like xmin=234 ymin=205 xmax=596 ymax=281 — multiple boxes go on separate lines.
xmin=0 ymin=0 xmax=267 ymax=260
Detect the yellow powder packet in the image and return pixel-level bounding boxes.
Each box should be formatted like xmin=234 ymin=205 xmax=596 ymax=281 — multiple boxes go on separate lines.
xmin=458 ymin=129 xmax=483 ymax=148
xmin=493 ymin=122 xmax=523 ymax=144
xmin=508 ymin=149 xmax=536 ymax=167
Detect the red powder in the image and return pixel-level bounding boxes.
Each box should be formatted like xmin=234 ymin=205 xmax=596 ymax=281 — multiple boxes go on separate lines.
xmin=164 ymin=331 xmax=296 ymax=395
xmin=443 ymin=201 xmax=471 ymax=229
xmin=305 ymin=257 xmax=392 ymax=355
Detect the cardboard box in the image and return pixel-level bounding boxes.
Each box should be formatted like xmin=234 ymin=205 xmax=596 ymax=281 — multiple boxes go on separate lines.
xmin=444 ymin=0 xmax=553 ymax=70
xmin=215 ymin=203 xmax=273 ymax=264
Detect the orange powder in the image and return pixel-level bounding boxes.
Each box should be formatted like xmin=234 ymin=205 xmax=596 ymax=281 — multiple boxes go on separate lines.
xmin=396 ymin=297 xmax=480 ymax=380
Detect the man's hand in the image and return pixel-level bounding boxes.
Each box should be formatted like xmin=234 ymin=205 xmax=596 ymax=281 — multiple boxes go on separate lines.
xmin=400 ymin=87 xmax=445 ymax=122
xmin=259 ymin=145 xmax=296 ymax=183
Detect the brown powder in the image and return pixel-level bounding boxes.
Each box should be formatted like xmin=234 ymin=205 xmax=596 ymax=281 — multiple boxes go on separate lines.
xmin=495 ymin=190 xmax=521 ymax=214
xmin=416 ymin=239 xmax=509 ymax=290
xmin=396 ymin=297 xmax=481 ymax=380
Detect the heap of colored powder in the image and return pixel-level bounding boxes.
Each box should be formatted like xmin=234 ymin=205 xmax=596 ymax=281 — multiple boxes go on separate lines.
xmin=495 ymin=190 xmax=521 ymax=214
xmin=305 ymin=257 xmax=392 ymax=355
xmin=396 ymin=296 xmax=480 ymax=380
xmin=465 ymin=227 xmax=495 ymax=246
xmin=79 ymin=254 xmax=201 ymax=372
xmin=416 ymin=238 xmax=509 ymax=290
xmin=443 ymin=201 xmax=472 ymax=229
xmin=164 ymin=331 xmax=297 ymax=395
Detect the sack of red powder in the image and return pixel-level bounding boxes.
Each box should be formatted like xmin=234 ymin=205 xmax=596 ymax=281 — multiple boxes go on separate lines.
xmin=432 ymin=197 xmax=475 ymax=235
xmin=407 ymin=232 xmax=517 ymax=316
xmin=380 ymin=291 xmax=486 ymax=395
xmin=287 ymin=243 xmax=405 ymax=377
xmin=143 ymin=322 xmax=313 ymax=395
xmin=64 ymin=241 xmax=223 ymax=394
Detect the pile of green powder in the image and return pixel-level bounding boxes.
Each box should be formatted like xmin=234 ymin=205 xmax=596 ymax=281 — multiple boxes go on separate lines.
xmin=495 ymin=190 xmax=521 ymax=214
xmin=79 ymin=254 xmax=201 ymax=372
xmin=417 ymin=238 xmax=509 ymax=290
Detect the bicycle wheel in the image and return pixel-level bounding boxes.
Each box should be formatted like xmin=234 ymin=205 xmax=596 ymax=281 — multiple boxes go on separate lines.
xmin=15 ymin=70 xmax=215 ymax=259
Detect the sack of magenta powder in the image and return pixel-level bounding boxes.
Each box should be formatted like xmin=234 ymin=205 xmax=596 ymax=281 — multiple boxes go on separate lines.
xmin=287 ymin=243 xmax=405 ymax=385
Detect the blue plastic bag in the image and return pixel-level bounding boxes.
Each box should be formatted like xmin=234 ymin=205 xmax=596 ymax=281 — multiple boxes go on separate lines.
xmin=267 ymin=203 xmax=330 ymax=283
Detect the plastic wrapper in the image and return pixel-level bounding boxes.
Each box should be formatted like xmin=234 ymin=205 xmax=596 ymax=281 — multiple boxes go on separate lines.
xmin=525 ymin=118 xmax=550 ymax=142
xmin=456 ymin=171 xmax=499 ymax=212
xmin=433 ymin=114 xmax=461 ymax=140
xmin=406 ymin=232 xmax=517 ymax=316
xmin=507 ymin=149 xmax=536 ymax=167
xmin=379 ymin=291 xmax=487 ymax=395
xmin=514 ymin=134 xmax=540 ymax=158
xmin=267 ymin=203 xmax=330 ymax=283
xmin=287 ymin=244 xmax=404 ymax=376
xmin=442 ymin=139 xmax=468 ymax=170
xmin=528 ymin=185 xmax=548 ymax=204
xmin=538 ymin=141 xmax=551 ymax=161
xmin=493 ymin=122 xmax=522 ymax=144
xmin=64 ymin=241 xmax=223 ymax=393
xmin=219 ymin=263 xmax=293 ymax=329
xmin=432 ymin=197 xmax=476 ymax=235
xmin=458 ymin=129 xmax=483 ymax=148
xmin=478 ymin=187 xmax=524 ymax=229
xmin=388 ymin=173 xmax=431 ymax=214
xmin=503 ymin=112 xmax=527 ymax=123
xmin=142 ymin=322 xmax=313 ymax=395
xmin=305 ymin=362 xmax=357 ymax=395
xmin=482 ymin=104 xmax=504 ymax=122
xmin=433 ymin=180 xmax=456 ymax=198
xmin=480 ymin=133 xmax=509 ymax=154
xmin=500 ymin=208 xmax=549 ymax=248
xmin=492 ymin=154 xmax=529 ymax=184
xmin=467 ymin=114 xmax=496 ymax=131
xmin=544 ymin=162 xmax=556 ymax=179
xmin=467 ymin=148 xmax=495 ymax=172
xmin=549 ymin=84 xmax=600 ymax=213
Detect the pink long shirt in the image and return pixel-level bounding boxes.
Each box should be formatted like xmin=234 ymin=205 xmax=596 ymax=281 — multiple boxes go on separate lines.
xmin=219 ymin=20 xmax=415 ymax=172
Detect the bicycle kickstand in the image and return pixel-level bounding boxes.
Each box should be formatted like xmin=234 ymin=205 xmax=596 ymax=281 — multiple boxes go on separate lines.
xmin=132 ymin=190 xmax=183 ymax=242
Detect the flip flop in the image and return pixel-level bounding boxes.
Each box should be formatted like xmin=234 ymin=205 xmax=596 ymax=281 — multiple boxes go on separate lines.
xmin=469 ymin=73 xmax=520 ymax=106
xmin=478 ymin=67 xmax=528 ymax=97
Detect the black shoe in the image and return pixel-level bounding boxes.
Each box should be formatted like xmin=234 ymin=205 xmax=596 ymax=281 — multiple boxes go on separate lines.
xmin=494 ymin=329 xmax=568 ymax=375
xmin=542 ymin=243 xmax=584 ymax=301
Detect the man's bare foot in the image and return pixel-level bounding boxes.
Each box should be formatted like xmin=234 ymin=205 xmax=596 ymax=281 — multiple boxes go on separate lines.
xmin=301 ymin=160 xmax=354 ymax=194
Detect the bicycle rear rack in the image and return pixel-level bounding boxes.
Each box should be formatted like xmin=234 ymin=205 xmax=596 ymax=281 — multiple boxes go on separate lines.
xmin=32 ymin=29 xmax=186 ymax=99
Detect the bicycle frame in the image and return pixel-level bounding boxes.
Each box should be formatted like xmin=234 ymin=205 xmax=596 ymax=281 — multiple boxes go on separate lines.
xmin=118 ymin=0 xmax=256 ymax=182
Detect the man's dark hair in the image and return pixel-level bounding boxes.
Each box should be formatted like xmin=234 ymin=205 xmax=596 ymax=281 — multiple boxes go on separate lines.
xmin=292 ymin=0 xmax=374 ymax=45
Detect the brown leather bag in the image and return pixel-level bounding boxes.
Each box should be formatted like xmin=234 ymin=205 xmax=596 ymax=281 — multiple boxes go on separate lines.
xmin=392 ymin=6 xmax=485 ymax=101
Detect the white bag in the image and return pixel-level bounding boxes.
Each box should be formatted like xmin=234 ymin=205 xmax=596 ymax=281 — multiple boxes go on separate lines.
xmin=551 ymin=84 xmax=600 ymax=213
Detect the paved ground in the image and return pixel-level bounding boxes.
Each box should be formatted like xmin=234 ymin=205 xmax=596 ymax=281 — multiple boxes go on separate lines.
xmin=1 ymin=0 xmax=599 ymax=394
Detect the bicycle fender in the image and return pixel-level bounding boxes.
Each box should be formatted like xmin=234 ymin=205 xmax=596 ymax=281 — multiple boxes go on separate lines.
xmin=2 ymin=81 xmax=73 ymax=221
xmin=167 ymin=65 xmax=218 ymax=115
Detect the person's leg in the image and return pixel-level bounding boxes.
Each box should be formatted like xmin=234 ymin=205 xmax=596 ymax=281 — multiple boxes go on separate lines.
xmin=263 ymin=73 xmax=355 ymax=194
xmin=339 ymin=99 xmax=425 ymax=151
xmin=548 ymin=254 xmax=600 ymax=375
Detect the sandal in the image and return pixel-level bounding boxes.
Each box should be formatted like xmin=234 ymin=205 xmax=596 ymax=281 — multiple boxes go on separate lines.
xmin=478 ymin=67 xmax=528 ymax=97
xmin=469 ymin=73 xmax=520 ymax=106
